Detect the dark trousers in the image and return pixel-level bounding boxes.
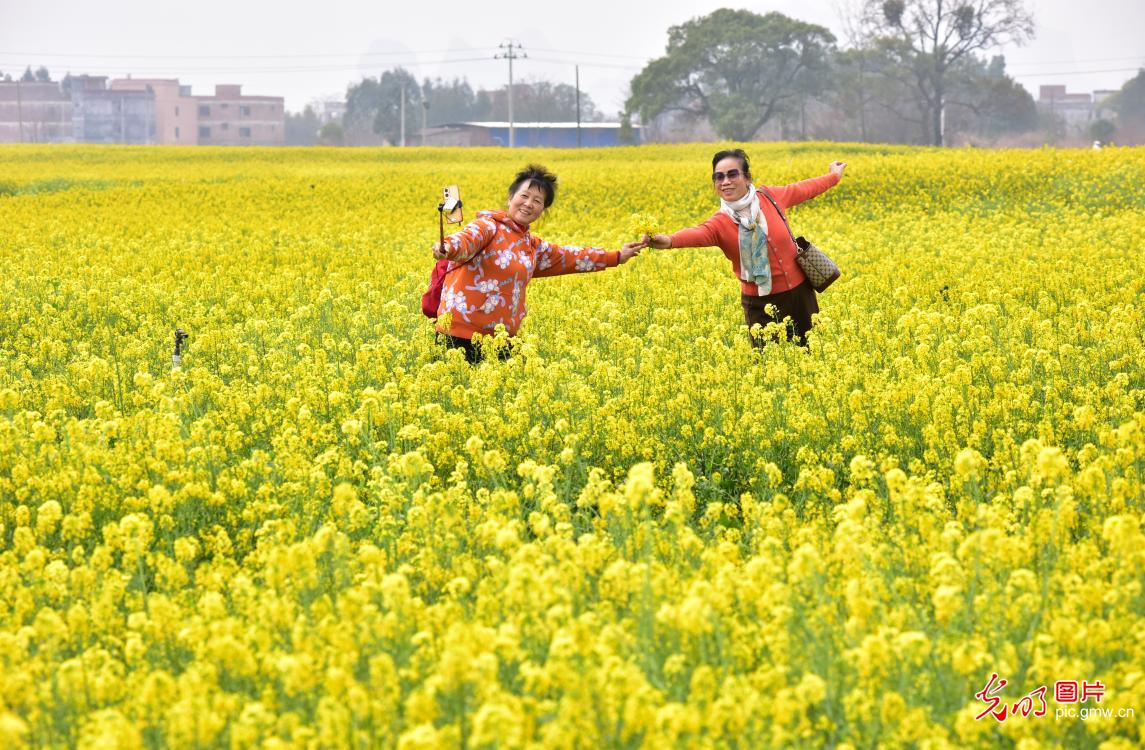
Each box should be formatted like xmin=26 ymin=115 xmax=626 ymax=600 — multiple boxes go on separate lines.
xmin=437 ymin=333 xmax=513 ymax=364
xmin=741 ymin=281 xmax=819 ymax=347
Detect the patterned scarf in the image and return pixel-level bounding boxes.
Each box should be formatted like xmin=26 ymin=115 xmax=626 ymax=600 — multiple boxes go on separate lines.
xmin=720 ymin=185 xmax=772 ymax=295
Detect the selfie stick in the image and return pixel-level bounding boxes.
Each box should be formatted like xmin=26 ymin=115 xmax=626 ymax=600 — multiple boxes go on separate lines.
xmin=438 ymin=188 xmax=462 ymax=253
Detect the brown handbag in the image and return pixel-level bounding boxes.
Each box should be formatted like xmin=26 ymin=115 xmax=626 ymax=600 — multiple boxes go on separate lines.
xmin=759 ymin=188 xmax=840 ymax=292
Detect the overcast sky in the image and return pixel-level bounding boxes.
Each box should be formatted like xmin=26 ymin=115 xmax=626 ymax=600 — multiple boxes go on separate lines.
xmin=1 ymin=1 xmax=1142 ymax=116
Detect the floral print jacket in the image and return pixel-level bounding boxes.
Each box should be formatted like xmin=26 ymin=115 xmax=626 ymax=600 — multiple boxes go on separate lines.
xmin=435 ymin=210 xmax=618 ymax=339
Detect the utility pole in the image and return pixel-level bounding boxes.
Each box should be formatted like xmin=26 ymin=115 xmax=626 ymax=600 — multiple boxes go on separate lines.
xmin=422 ymin=99 xmax=429 ymax=146
xmin=495 ymin=41 xmax=525 ymax=147
xmin=575 ymin=65 xmax=581 ymax=148
xmin=16 ymin=80 xmax=24 ymax=143
xmin=400 ymin=87 xmax=406 ymax=147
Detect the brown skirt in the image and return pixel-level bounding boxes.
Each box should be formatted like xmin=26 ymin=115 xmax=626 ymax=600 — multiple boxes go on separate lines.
xmin=741 ymin=281 xmax=818 ymax=346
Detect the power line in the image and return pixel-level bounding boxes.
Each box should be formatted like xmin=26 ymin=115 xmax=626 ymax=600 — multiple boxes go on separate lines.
xmin=1003 ymin=55 xmax=1145 ymax=68
xmin=0 ymin=57 xmax=498 ymax=76
xmin=1010 ymin=67 xmax=1141 ymax=79
xmin=0 ymin=48 xmax=490 ymax=60
xmin=529 ymin=48 xmax=651 ymax=61
xmin=528 ymin=57 xmax=645 ymax=71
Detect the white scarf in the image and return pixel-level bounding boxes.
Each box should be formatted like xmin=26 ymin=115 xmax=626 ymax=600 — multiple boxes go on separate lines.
xmin=719 ymin=185 xmax=772 ymax=294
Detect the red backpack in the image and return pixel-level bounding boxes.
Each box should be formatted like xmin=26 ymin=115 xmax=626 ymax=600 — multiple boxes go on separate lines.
xmin=421 ymin=259 xmax=454 ymax=318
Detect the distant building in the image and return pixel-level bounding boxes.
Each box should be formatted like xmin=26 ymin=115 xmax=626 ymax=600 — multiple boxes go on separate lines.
xmin=0 ymin=81 xmax=73 ymax=143
xmin=317 ymin=99 xmax=346 ymax=125
xmin=109 ymin=78 xmax=197 ymax=145
xmin=422 ymin=121 xmax=638 ymax=147
xmin=71 ymin=76 xmax=156 ymax=144
xmin=195 ymin=84 xmax=284 ymax=146
xmin=1037 ymin=85 xmax=1096 ymax=129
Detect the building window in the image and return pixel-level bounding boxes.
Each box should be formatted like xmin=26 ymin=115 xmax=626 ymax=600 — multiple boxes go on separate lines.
xmin=175 ymin=126 xmax=180 ymax=139
xmin=199 ymin=105 xmax=210 ymax=116
xmin=175 ymin=106 xmax=179 ymax=116
xmin=199 ymin=126 xmax=210 ymax=139
xmin=239 ymin=127 xmax=251 ymax=138
xmin=240 ymin=105 xmax=251 ymax=117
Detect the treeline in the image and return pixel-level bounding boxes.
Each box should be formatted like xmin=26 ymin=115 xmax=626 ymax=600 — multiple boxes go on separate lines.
xmin=625 ymin=4 xmax=1042 ymax=146
xmin=320 ymin=68 xmax=601 ymax=146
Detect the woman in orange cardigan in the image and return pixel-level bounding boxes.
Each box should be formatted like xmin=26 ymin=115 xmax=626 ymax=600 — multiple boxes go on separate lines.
xmin=646 ymin=149 xmax=846 ymax=346
xmin=432 ymin=164 xmax=643 ymax=362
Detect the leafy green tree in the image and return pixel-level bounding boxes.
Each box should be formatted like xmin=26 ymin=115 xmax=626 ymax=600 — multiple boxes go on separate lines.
xmin=344 ymin=67 xmax=422 ymax=145
xmin=860 ymin=0 xmax=1034 ymax=145
xmin=318 ymin=122 xmax=344 ymax=146
xmin=1107 ymin=69 xmax=1145 ymax=123
xmin=618 ymin=111 xmax=636 ymax=145
xmin=477 ymin=81 xmax=598 ymax=122
xmin=943 ymin=55 xmax=1037 ymax=140
xmin=1089 ymin=119 xmax=1116 ymax=144
xmin=421 ymin=78 xmax=487 ymax=124
xmin=626 ymin=9 xmax=835 ymax=140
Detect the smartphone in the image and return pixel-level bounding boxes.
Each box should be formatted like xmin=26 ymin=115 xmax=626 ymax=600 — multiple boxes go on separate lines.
xmin=442 ymin=185 xmax=463 ymax=223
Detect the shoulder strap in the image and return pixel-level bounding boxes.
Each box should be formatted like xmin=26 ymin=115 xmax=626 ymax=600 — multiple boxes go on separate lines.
xmin=758 ymin=187 xmax=796 ymax=245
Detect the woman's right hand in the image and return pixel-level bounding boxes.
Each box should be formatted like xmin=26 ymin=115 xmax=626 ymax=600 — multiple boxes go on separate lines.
xmin=432 ymin=242 xmax=448 ymax=260
xmin=645 ymin=233 xmax=672 ymax=249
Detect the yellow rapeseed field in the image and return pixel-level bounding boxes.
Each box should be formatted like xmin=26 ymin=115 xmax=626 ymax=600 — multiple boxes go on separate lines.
xmin=0 ymin=142 xmax=1142 ymax=749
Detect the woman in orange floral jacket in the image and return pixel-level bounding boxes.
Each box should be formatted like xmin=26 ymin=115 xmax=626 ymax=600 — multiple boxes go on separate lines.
xmin=432 ymin=164 xmax=643 ymax=362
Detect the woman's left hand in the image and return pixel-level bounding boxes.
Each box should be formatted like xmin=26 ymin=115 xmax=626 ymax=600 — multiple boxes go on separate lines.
xmin=432 ymin=242 xmax=448 ymax=260
xmin=618 ymin=241 xmax=644 ymax=264
xmin=829 ymin=161 xmax=847 ymax=178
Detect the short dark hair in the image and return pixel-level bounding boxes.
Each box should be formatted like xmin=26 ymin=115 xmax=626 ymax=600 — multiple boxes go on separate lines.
xmin=712 ymin=149 xmax=751 ymax=180
xmin=508 ymin=164 xmax=557 ymax=207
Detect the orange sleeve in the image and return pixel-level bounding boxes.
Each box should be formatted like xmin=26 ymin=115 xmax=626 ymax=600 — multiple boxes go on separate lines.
xmin=443 ymin=216 xmax=498 ymax=262
xmin=669 ymin=216 xmax=722 ymax=249
xmin=767 ymin=172 xmax=840 ymax=209
xmin=532 ymin=240 xmax=618 ymax=278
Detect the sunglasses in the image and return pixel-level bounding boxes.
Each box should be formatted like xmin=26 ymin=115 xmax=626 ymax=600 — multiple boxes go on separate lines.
xmin=712 ymin=169 xmax=743 ymax=182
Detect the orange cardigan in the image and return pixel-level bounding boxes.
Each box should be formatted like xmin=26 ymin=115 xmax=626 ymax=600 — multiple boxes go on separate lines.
xmin=436 ymin=210 xmax=619 ymax=339
xmin=669 ymin=172 xmax=840 ymax=296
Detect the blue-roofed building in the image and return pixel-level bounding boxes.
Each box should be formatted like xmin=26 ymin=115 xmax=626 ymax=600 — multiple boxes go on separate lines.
xmin=422 ymin=121 xmax=639 ymax=148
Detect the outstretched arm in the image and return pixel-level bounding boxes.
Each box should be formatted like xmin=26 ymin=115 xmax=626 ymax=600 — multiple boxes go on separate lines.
xmin=532 ymin=240 xmax=642 ymax=277
xmin=646 ymin=217 xmax=721 ymax=250
xmin=769 ymin=161 xmax=847 ymax=209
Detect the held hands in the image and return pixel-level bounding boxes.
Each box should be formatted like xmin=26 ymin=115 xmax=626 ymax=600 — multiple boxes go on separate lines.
xmin=618 ymin=240 xmax=645 ymax=264
xmin=829 ymin=161 xmax=847 ymax=178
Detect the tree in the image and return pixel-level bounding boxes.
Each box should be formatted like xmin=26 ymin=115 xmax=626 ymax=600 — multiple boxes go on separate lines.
xmin=1107 ymin=69 xmax=1145 ymax=123
xmin=485 ymin=80 xmax=598 ymax=122
xmin=285 ymin=106 xmax=321 ymax=146
xmin=618 ymin=111 xmax=636 ymax=145
xmin=344 ymin=67 xmax=422 ymax=145
xmin=19 ymin=65 xmax=50 ymax=82
xmin=828 ymin=40 xmax=925 ymax=142
xmin=860 ymin=0 xmax=1034 ymax=145
xmin=943 ymin=55 xmax=1036 ymax=141
xmin=318 ymin=122 xmax=344 ymax=146
xmin=626 ymin=9 xmax=835 ymax=140
xmin=421 ymin=77 xmax=488 ymax=125
xmin=1089 ymin=119 xmax=1116 ymax=144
